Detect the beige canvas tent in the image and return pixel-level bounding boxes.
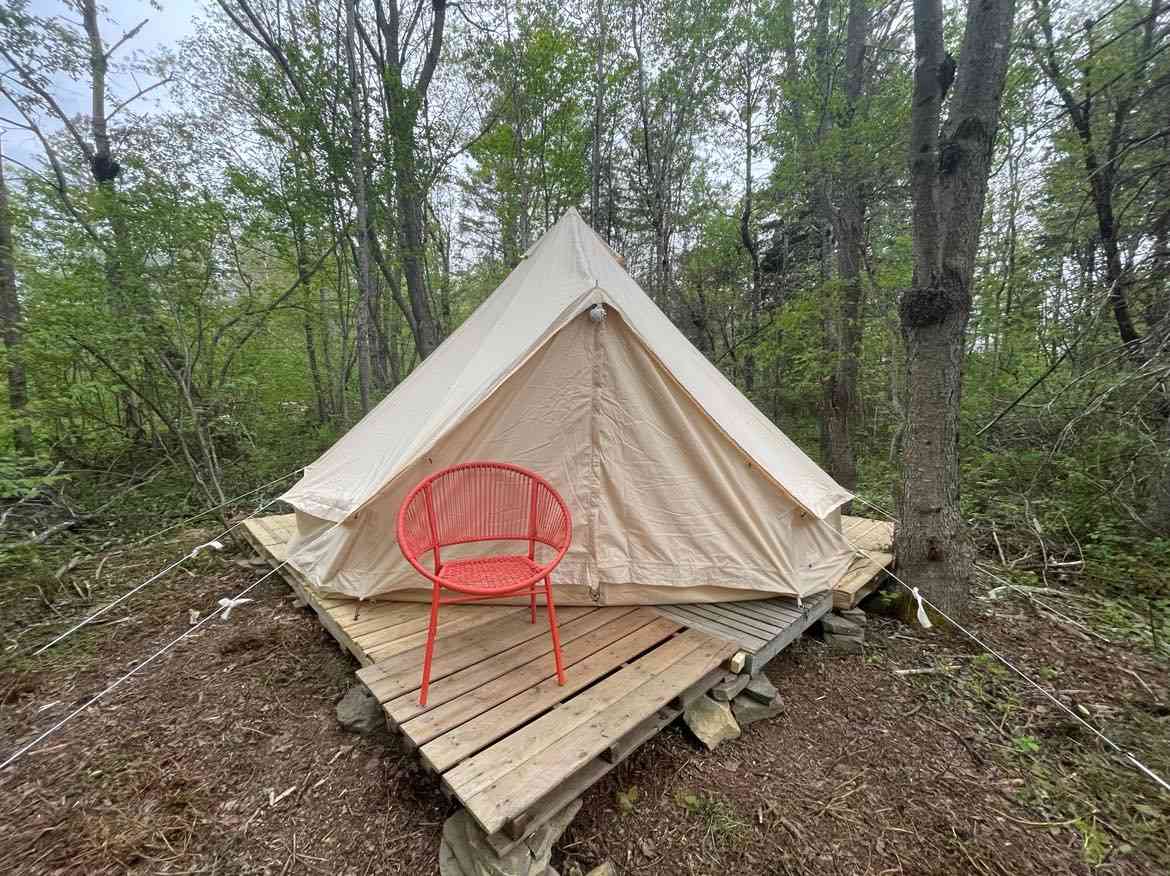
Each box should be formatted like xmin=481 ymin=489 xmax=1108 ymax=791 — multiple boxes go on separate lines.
xmin=280 ymin=209 xmax=854 ymax=605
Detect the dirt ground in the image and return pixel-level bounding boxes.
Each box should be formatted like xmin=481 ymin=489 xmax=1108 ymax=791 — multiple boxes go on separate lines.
xmin=1 ymin=536 xmax=1167 ymax=875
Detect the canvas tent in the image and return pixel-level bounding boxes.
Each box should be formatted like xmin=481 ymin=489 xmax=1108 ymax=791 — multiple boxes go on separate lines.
xmin=280 ymin=209 xmax=855 ymax=605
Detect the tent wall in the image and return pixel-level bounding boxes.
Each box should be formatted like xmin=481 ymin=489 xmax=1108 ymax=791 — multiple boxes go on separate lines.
xmin=286 ymin=310 xmax=853 ymax=604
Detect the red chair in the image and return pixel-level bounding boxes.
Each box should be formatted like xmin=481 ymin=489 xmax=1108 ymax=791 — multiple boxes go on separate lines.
xmin=396 ymin=461 xmax=573 ymax=705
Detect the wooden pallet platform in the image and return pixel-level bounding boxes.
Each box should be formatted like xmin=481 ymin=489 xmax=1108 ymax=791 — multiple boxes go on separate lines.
xmin=239 ymin=512 xmax=889 ymax=844
xmin=654 ymin=589 xmax=832 ymax=674
xmin=241 ymin=515 xmax=736 ymax=843
xmin=837 ymin=515 xmax=895 ymax=609
xmin=357 ymin=606 xmax=735 ymax=838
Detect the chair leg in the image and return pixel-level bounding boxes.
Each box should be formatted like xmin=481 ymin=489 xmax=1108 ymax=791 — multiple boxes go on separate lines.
xmin=419 ymin=583 xmax=441 ymax=706
xmin=544 ymin=576 xmax=566 ymax=685
xmin=529 ymin=584 xmax=536 ymax=624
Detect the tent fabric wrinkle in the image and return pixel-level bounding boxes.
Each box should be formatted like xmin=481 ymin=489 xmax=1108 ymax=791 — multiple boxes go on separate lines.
xmin=281 ymin=208 xmax=854 ymax=603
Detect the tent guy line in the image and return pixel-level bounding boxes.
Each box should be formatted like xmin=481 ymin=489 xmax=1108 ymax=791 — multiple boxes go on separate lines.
xmin=838 ymin=497 xmax=1170 ymax=796
xmin=2 ymin=518 xmax=346 ymax=772
xmin=128 ymin=469 xmax=302 ymax=547
xmin=31 ymin=475 xmax=298 ymax=657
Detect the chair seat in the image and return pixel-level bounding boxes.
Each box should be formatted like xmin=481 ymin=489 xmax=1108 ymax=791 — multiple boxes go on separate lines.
xmin=439 ymin=554 xmax=544 ymax=590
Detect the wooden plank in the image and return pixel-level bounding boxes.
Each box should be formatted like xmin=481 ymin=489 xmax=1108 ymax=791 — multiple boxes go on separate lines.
xmin=242 ymin=517 xmax=285 ymax=553
xmin=386 ymin=607 xmax=645 ymax=723
xmin=346 ymin=602 xmax=433 ymax=638
xmin=842 ymin=515 xmax=894 ymax=552
xmin=356 ymin=605 xmax=515 ymax=656
xmin=400 ymin=612 xmax=677 ymax=746
xmin=419 ymin=617 xmax=684 ymax=772
xmin=744 ymin=590 xmax=832 ymax=674
xmin=485 ymin=704 xmax=680 ymax=856
xmin=460 ymin=633 xmax=736 ymax=834
xmin=832 ymin=551 xmax=893 ymax=609
xmin=653 ymin=604 xmax=770 ymax=651
xmin=680 ymin=602 xmax=783 ymax=638
xmin=723 ymin=599 xmax=804 ymax=625
xmin=601 ymin=705 xmax=681 ymax=765
xmin=360 ymin=614 xmax=504 ymax=665
xmin=357 ymin=606 xmax=595 ymax=700
xmin=441 ymin=628 xmax=714 ymax=801
xmin=241 ymin=521 xmax=373 ymax=665
xmin=714 ymin=600 xmax=800 ymax=627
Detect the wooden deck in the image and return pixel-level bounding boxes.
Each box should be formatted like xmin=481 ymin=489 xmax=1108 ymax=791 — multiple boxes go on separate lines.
xmin=240 ymin=512 xmax=889 ymax=844
xmin=837 ymin=515 xmax=895 ymax=609
xmin=241 ymin=516 xmax=736 ymax=842
xmin=656 ymin=590 xmax=832 ymax=673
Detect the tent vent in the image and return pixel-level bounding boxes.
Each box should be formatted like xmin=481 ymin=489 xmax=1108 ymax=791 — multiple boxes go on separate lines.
xmin=588 ymin=304 xmax=607 ymax=323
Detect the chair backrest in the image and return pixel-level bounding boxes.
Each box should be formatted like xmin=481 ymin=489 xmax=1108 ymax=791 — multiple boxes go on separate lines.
xmin=397 ymin=462 xmax=572 ymax=574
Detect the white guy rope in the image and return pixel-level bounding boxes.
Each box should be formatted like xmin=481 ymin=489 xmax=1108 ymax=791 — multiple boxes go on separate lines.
xmin=3 ymin=516 xmax=347 ymax=772
xmin=3 ymin=550 xmax=308 ymax=771
xmin=837 ymin=494 xmax=1170 ymax=795
xmin=33 ymin=489 xmax=285 ymax=656
xmin=129 ymin=470 xmax=301 ymax=547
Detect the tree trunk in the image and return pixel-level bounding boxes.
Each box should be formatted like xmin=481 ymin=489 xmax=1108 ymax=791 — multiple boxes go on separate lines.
xmin=0 ymin=137 xmax=32 ymax=455
xmin=590 ymin=0 xmax=607 ymax=231
xmin=373 ymin=0 xmax=447 ymax=362
xmin=821 ymin=0 xmax=868 ymax=498
xmin=346 ymin=0 xmax=373 ymax=413
xmin=739 ymin=37 xmax=760 ymax=397
xmin=897 ymin=0 xmax=1017 ymax=619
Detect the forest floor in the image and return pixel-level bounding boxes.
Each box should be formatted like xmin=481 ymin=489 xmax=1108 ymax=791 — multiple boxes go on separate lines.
xmin=0 ymin=531 xmax=1167 ymax=875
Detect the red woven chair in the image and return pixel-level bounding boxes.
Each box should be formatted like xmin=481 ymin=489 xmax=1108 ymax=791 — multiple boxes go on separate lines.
xmin=396 ymin=461 xmax=573 ymax=705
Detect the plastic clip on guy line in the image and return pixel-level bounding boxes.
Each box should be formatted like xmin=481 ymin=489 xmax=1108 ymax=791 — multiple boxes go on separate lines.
xmin=911 ymin=587 xmax=933 ymax=629
xmin=217 ymin=597 xmax=253 ymax=620
xmin=189 ymin=539 xmax=224 ymax=559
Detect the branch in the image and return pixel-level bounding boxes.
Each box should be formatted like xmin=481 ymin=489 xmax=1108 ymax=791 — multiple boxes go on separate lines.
xmin=104 ymin=18 xmax=148 ymax=60
xmin=0 ymin=47 xmax=93 ymax=161
xmin=0 ymin=81 xmax=103 ymax=245
xmin=414 ymin=0 xmax=447 ymax=99
xmin=214 ymin=236 xmax=341 ymax=387
xmin=107 ymin=76 xmax=173 ymax=121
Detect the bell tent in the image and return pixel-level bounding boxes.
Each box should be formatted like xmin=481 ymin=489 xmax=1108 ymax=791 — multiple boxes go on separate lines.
xmin=280 ymin=208 xmax=855 ymax=605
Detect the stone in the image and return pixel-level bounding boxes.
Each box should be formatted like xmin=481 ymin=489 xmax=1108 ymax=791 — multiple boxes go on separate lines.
xmin=335 ymin=685 xmax=385 ymax=737
xmin=731 ymin=692 xmax=784 ymax=726
xmin=742 ymin=672 xmax=778 ymax=705
xmin=840 ymin=607 xmax=867 ymax=626
xmin=821 ymin=613 xmax=861 ymax=637
xmin=821 ymin=612 xmax=864 ymax=654
xmin=823 ymin=633 xmax=864 ymax=654
xmin=709 ymin=672 xmax=751 ymax=702
xmin=683 ymin=695 xmax=740 ymax=750
xmin=585 ymin=864 xmax=616 ymax=876
xmin=439 ymin=799 xmax=581 ymax=876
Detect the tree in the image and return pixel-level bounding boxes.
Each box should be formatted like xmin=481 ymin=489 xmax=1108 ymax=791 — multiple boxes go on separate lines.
xmin=0 ymin=133 xmax=32 ymax=455
xmin=463 ymin=7 xmax=593 ymax=265
xmin=897 ymin=0 xmax=1018 ymax=617
xmin=627 ymin=0 xmax=726 ymax=314
xmin=367 ymin=0 xmax=448 ymax=359
xmin=819 ymin=0 xmax=868 ymax=499
xmin=1029 ymin=0 xmax=1166 ymax=355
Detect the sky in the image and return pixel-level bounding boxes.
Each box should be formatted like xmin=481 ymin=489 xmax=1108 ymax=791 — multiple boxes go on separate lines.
xmin=5 ymin=0 xmax=201 ymax=164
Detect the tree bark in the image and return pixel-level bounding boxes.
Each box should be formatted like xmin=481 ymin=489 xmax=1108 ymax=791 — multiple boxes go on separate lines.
xmin=897 ymin=0 xmax=1017 ymax=619
xmin=372 ymin=0 xmax=446 ymax=361
xmin=821 ymin=0 xmax=868 ymax=498
xmin=590 ymin=0 xmax=607 ymax=232
xmin=346 ymin=0 xmax=373 ymax=413
xmin=0 ymin=136 xmax=32 ymax=455
xmin=1031 ymin=0 xmax=1163 ymax=355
